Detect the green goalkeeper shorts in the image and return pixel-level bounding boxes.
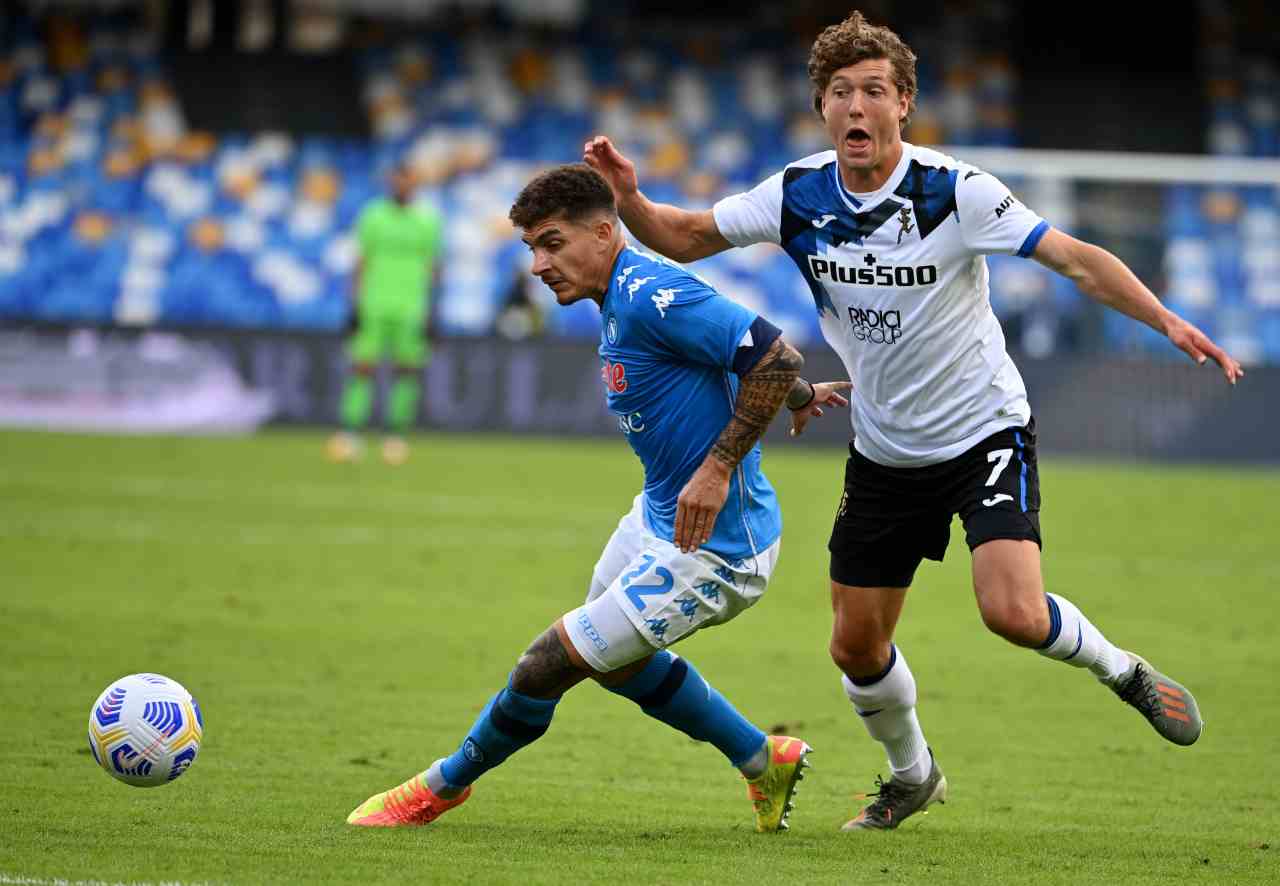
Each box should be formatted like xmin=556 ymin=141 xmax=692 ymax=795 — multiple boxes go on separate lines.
xmin=348 ymin=311 xmax=428 ymax=367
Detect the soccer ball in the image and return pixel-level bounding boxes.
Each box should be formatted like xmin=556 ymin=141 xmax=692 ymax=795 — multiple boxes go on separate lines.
xmin=87 ymin=673 xmax=204 ymax=787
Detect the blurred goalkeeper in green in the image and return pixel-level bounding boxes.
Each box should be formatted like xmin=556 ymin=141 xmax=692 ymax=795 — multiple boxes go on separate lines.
xmin=328 ymin=163 xmax=444 ymax=465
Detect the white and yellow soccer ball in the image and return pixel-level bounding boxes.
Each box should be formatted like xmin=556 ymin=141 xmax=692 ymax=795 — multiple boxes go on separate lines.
xmin=87 ymin=673 xmax=204 ymax=787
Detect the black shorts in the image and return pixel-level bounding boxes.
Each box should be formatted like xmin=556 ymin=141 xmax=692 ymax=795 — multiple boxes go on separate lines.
xmin=829 ymin=419 xmax=1042 ymax=588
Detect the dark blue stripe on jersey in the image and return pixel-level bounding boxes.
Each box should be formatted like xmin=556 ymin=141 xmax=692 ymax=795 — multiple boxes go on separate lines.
xmin=779 ymin=161 xmax=902 ymax=317
xmin=637 ymin=656 xmax=689 ymax=709
xmin=835 ymin=200 xmax=903 ymax=249
xmin=1038 ymin=594 xmax=1062 ymax=649
xmin=893 ymin=160 xmax=958 ymax=241
xmin=1017 ymin=220 xmax=1050 ymax=258
xmin=731 ymin=315 xmax=783 ymax=376
xmin=847 ymin=644 xmax=898 ymax=686
xmin=1015 ymin=431 xmax=1028 ymax=512
xmin=779 ymin=164 xmax=827 ymax=247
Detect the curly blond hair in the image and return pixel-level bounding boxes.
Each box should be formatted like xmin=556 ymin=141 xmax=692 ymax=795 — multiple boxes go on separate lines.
xmin=808 ymin=10 xmax=917 ymax=128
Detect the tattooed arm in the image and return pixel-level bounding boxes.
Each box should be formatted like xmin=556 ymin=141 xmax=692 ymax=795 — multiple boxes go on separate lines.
xmin=673 ymin=338 xmax=803 ymax=552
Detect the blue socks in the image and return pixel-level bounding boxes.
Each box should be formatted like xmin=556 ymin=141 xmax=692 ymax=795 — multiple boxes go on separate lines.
xmin=439 ymin=686 xmax=560 ymax=788
xmin=607 ymin=651 xmax=766 ymax=768
xmin=436 ymin=652 xmax=766 ymax=791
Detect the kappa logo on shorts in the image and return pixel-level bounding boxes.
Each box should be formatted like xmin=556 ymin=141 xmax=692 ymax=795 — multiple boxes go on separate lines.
xmin=694 ymin=579 xmax=720 ymax=602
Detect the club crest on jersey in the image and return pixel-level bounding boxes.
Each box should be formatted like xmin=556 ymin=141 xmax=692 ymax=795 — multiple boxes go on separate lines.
xmin=896 ymin=206 xmax=914 ymax=244
xmin=606 ymin=314 xmax=619 ymax=344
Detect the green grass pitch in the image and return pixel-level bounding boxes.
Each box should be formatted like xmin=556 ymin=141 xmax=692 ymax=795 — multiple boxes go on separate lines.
xmin=1 ymin=429 xmax=1278 ymax=885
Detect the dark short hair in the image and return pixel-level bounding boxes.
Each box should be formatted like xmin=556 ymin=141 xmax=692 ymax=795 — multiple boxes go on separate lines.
xmin=509 ymin=163 xmax=616 ymax=230
xmin=808 ymin=10 xmax=917 ymax=128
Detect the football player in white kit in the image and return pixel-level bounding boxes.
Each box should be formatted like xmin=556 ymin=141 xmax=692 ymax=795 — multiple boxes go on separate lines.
xmin=585 ymin=9 xmax=1244 ymax=832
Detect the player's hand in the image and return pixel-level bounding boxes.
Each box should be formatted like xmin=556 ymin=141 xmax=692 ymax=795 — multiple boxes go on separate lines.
xmin=583 ymin=136 xmax=639 ymax=201
xmin=674 ymin=458 xmax=732 ymax=553
xmin=789 ymin=381 xmax=852 ymax=437
xmin=1165 ymin=315 xmax=1245 ymax=385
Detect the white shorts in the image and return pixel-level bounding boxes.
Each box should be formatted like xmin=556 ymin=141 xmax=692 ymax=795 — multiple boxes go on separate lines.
xmin=563 ymin=493 xmax=781 ymax=673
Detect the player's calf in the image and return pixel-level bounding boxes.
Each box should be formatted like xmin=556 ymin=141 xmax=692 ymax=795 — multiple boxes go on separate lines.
xmin=510 ymin=624 xmax=593 ymax=698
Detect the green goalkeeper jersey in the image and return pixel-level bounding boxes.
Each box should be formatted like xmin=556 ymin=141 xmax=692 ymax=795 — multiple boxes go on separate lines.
xmin=356 ymin=198 xmax=444 ymax=316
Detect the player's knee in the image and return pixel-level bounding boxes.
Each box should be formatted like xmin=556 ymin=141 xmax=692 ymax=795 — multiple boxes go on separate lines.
xmin=829 ymin=634 xmax=892 ymax=681
xmin=977 ymin=593 xmax=1045 ymax=646
xmin=509 ymin=627 xmax=579 ymax=698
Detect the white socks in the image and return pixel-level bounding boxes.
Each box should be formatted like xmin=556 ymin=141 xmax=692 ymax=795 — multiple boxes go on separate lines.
xmin=842 ymin=646 xmax=931 ymax=785
xmin=1037 ymin=593 xmax=1132 ymax=684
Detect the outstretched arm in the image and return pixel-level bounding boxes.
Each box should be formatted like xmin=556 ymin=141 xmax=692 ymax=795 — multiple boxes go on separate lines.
xmin=584 ymin=136 xmax=732 ymax=263
xmin=786 ymin=379 xmax=852 ymax=437
xmin=673 ymin=337 xmax=804 ymax=552
xmin=1032 ymin=228 xmax=1244 ymax=385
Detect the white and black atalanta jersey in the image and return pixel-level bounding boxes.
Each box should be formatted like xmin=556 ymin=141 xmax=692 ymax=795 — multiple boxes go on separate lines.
xmin=713 ymin=142 xmax=1049 ymax=467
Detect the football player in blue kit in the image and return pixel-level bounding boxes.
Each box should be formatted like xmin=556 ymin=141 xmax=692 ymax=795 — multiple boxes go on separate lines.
xmin=585 ymin=9 xmax=1243 ymax=832
xmin=347 ymin=163 xmax=850 ymax=831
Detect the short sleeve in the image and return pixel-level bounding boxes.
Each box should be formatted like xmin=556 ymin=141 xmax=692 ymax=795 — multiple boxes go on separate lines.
xmin=956 ymin=169 xmax=1049 ymax=258
xmin=712 ymin=170 xmax=784 ymax=247
xmin=631 ymin=276 xmax=759 ymax=370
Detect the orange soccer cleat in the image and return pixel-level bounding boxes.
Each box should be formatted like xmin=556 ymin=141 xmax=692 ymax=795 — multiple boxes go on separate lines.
xmin=346 ymin=771 xmax=471 ymax=827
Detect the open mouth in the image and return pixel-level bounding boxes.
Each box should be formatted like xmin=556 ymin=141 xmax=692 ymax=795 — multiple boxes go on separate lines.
xmin=845 ymin=127 xmax=871 ymax=150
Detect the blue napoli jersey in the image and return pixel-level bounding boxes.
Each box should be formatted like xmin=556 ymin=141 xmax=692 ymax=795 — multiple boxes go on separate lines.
xmin=599 ymin=246 xmax=781 ymax=561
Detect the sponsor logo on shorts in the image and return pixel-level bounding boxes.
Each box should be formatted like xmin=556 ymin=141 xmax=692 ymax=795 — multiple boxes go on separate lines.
xmin=576 ymin=611 xmax=609 ymax=651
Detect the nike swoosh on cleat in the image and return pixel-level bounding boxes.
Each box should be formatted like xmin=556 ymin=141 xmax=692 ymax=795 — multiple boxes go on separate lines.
xmin=857 ymin=709 xmax=884 ymax=717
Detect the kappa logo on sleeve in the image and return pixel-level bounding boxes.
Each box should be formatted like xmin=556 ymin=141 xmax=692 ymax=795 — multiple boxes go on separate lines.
xmin=626 ymin=275 xmax=655 ymax=301
xmin=615 ymin=265 xmax=638 ymax=287
xmin=651 ymin=288 xmax=678 ymax=318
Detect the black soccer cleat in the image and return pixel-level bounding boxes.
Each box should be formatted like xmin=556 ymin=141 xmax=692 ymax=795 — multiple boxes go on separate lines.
xmin=841 ymin=751 xmax=947 ymax=831
xmin=1111 ymin=652 xmax=1203 ymax=746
